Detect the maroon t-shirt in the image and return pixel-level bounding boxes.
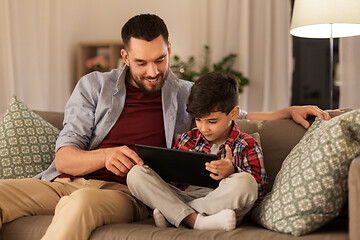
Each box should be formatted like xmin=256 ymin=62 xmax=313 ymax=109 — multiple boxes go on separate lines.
xmin=58 ymin=82 xmax=165 ymax=183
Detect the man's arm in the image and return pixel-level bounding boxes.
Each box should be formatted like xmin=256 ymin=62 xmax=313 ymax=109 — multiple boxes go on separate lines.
xmin=53 ymin=70 xmax=145 ymax=177
xmin=246 ymin=105 xmax=331 ymax=129
xmin=55 ymin=145 xmax=143 ymax=177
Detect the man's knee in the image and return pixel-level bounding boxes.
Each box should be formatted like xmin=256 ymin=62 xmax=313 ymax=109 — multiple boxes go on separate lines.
xmin=59 ymin=188 xmax=134 ymax=217
xmin=60 ymin=188 xmax=100 ymax=212
xmin=61 ymin=189 xmax=104 ymax=210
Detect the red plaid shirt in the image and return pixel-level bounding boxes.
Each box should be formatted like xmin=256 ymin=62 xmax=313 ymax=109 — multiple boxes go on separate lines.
xmin=173 ymin=121 xmax=267 ymax=202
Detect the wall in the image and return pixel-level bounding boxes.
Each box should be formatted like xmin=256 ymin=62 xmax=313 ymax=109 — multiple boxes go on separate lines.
xmin=0 ymin=0 xmax=292 ymax=115
xmin=1 ymin=0 xmax=211 ymax=114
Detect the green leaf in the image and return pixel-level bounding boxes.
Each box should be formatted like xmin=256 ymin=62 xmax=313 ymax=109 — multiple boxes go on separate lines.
xmin=170 ymin=45 xmax=250 ymax=91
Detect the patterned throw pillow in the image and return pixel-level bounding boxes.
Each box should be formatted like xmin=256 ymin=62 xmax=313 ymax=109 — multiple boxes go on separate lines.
xmin=252 ymin=110 xmax=360 ymax=236
xmin=0 ymin=96 xmax=60 ymax=179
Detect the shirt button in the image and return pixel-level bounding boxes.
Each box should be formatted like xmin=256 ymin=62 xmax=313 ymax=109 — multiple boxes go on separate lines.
xmin=170 ymin=116 xmax=174 ymax=121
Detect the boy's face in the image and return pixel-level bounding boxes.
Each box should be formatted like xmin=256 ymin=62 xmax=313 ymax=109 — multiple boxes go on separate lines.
xmin=121 ymin=35 xmax=171 ymax=93
xmin=195 ymin=107 xmax=239 ymax=145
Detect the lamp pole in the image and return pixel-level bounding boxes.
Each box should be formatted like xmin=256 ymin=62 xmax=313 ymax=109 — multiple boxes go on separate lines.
xmin=329 ymin=23 xmax=334 ymax=109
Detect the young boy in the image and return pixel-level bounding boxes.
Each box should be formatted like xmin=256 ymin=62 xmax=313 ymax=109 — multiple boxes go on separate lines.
xmin=127 ymin=72 xmax=267 ymax=231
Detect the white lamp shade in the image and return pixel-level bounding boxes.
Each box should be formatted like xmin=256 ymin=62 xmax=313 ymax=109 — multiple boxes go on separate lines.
xmin=290 ymin=0 xmax=360 ymax=38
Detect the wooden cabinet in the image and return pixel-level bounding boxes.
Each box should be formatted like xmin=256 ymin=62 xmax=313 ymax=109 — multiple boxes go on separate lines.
xmin=77 ymin=41 xmax=124 ymax=81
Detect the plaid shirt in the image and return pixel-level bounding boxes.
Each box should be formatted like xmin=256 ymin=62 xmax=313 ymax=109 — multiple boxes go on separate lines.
xmin=173 ymin=121 xmax=267 ymax=202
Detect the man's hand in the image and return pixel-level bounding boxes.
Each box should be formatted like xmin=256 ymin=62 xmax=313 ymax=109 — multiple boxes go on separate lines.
xmin=205 ymin=145 xmax=235 ymax=180
xmin=246 ymin=105 xmax=331 ymax=129
xmin=104 ymin=146 xmax=144 ymax=176
xmin=288 ymin=106 xmax=331 ymax=129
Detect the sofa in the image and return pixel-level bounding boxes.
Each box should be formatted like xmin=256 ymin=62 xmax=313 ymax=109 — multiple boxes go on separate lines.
xmin=0 ymin=109 xmax=359 ymax=240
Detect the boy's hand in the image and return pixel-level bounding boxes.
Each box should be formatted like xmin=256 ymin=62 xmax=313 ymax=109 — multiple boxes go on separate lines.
xmin=205 ymin=145 xmax=235 ymax=180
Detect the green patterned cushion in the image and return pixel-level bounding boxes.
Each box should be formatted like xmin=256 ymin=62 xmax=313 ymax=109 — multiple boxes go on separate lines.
xmin=0 ymin=96 xmax=60 ymax=179
xmin=252 ymin=110 xmax=360 ymax=236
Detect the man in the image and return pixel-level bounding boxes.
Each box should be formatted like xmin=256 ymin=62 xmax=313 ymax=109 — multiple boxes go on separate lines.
xmin=0 ymin=14 xmax=330 ymax=240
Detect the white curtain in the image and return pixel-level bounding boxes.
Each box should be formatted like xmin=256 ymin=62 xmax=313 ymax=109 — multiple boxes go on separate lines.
xmin=0 ymin=0 xmax=292 ymax=116
xmin=339 ymin=36 xmax=360 ymax=109
xmin=0 ymin=0 xmax=72 ymax=116
xmin=0 ymin=0 xmax=15 ymax=114
xmin=203 ymin=0 xmax=293 ymax=112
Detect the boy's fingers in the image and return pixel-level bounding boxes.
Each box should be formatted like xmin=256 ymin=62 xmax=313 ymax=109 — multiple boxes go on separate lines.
xmin=210 ymin=173 xmax=222 ymax=180
xmin=205 ymin=162 xmax=218 ymax=173
xmin=225 ymin=145 xmax=233 ymax=160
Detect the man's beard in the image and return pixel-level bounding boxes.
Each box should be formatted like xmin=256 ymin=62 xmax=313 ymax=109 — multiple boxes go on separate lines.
xmin=129 ymin=68 xmax=169 ymax=93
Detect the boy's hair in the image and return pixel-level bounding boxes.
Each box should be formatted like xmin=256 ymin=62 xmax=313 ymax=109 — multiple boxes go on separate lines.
xmin=186 ymin=72 xmax=239 ymax=118
xmin=121 ymin=14 xmax=169 ymax=50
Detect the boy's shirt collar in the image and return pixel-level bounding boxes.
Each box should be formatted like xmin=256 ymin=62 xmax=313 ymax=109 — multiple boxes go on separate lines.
xmin=193 ymin=121 xmax=240 ymax=157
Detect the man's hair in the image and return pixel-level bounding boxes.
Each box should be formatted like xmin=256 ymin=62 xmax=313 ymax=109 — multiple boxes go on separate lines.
xmin=121 ymin=14 xmax=169 ymax=50
xmin=186 ymin=72 xmax=239 ymax=118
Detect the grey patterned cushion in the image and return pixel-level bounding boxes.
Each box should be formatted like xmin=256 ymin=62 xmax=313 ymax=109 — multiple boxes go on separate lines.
xmin=0 ymin=96 xmax=60 ymax=179
xmin=252 ymin=110 xmax=360 ymax=236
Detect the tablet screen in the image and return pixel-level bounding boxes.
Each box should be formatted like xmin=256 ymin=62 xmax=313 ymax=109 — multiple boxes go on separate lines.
xmin=135 ymin=144 xmax=219 ymax=188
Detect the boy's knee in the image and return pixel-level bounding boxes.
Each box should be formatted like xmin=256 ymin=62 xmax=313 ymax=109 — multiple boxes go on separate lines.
xmin=231 ymin=172 xmax=258 ymax=202
xmin=127 ymin=165 xmax=150 ymax=185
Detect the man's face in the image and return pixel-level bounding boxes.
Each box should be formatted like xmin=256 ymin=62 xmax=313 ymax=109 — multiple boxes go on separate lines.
xmin=121 ymin=35 xmax=171 ymax=93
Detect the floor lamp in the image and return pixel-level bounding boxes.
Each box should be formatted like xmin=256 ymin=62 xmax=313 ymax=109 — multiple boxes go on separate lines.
xmin=290 ymin=0 xmax=360 ymax=109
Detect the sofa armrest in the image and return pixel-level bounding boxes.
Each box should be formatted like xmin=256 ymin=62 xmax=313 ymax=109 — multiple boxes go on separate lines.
xmin=348 ymin=156 xmax=360 ymax=240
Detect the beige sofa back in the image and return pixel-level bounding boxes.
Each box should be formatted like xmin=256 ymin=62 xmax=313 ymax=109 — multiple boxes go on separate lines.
xmin=34 ymin=109 xmax=350 ymax=193
xmin=34 ymin=110 xmax=65 ymax=131
xmin=236 ymin=118 xmax=306 ymax=192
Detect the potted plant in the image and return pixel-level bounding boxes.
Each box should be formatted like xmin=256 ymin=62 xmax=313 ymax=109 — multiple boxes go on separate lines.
xmin=171 ymin=45 xmax=249 ymax=93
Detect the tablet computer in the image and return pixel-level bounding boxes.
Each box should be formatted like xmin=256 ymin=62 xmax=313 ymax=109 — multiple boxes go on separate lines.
xmin=135 ymin=144 xmax=220 ymax=188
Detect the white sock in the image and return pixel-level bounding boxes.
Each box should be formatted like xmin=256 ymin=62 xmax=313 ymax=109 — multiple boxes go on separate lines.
xmin=153 ymin=209 xmax=171 ymax=228
xmin=193 ymin=209 xmax=236 ymax=231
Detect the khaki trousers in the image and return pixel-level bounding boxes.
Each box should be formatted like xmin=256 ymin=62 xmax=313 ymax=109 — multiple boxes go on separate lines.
xmin=0 ymin=177 xmax=148 ymax=240
xmin=127 ymin=165 xmax=258 ymax=227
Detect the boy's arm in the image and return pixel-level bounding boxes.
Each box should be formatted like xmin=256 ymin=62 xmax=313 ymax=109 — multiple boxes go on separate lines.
xmin=235 ymin=140 xmax=267 ymax=196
